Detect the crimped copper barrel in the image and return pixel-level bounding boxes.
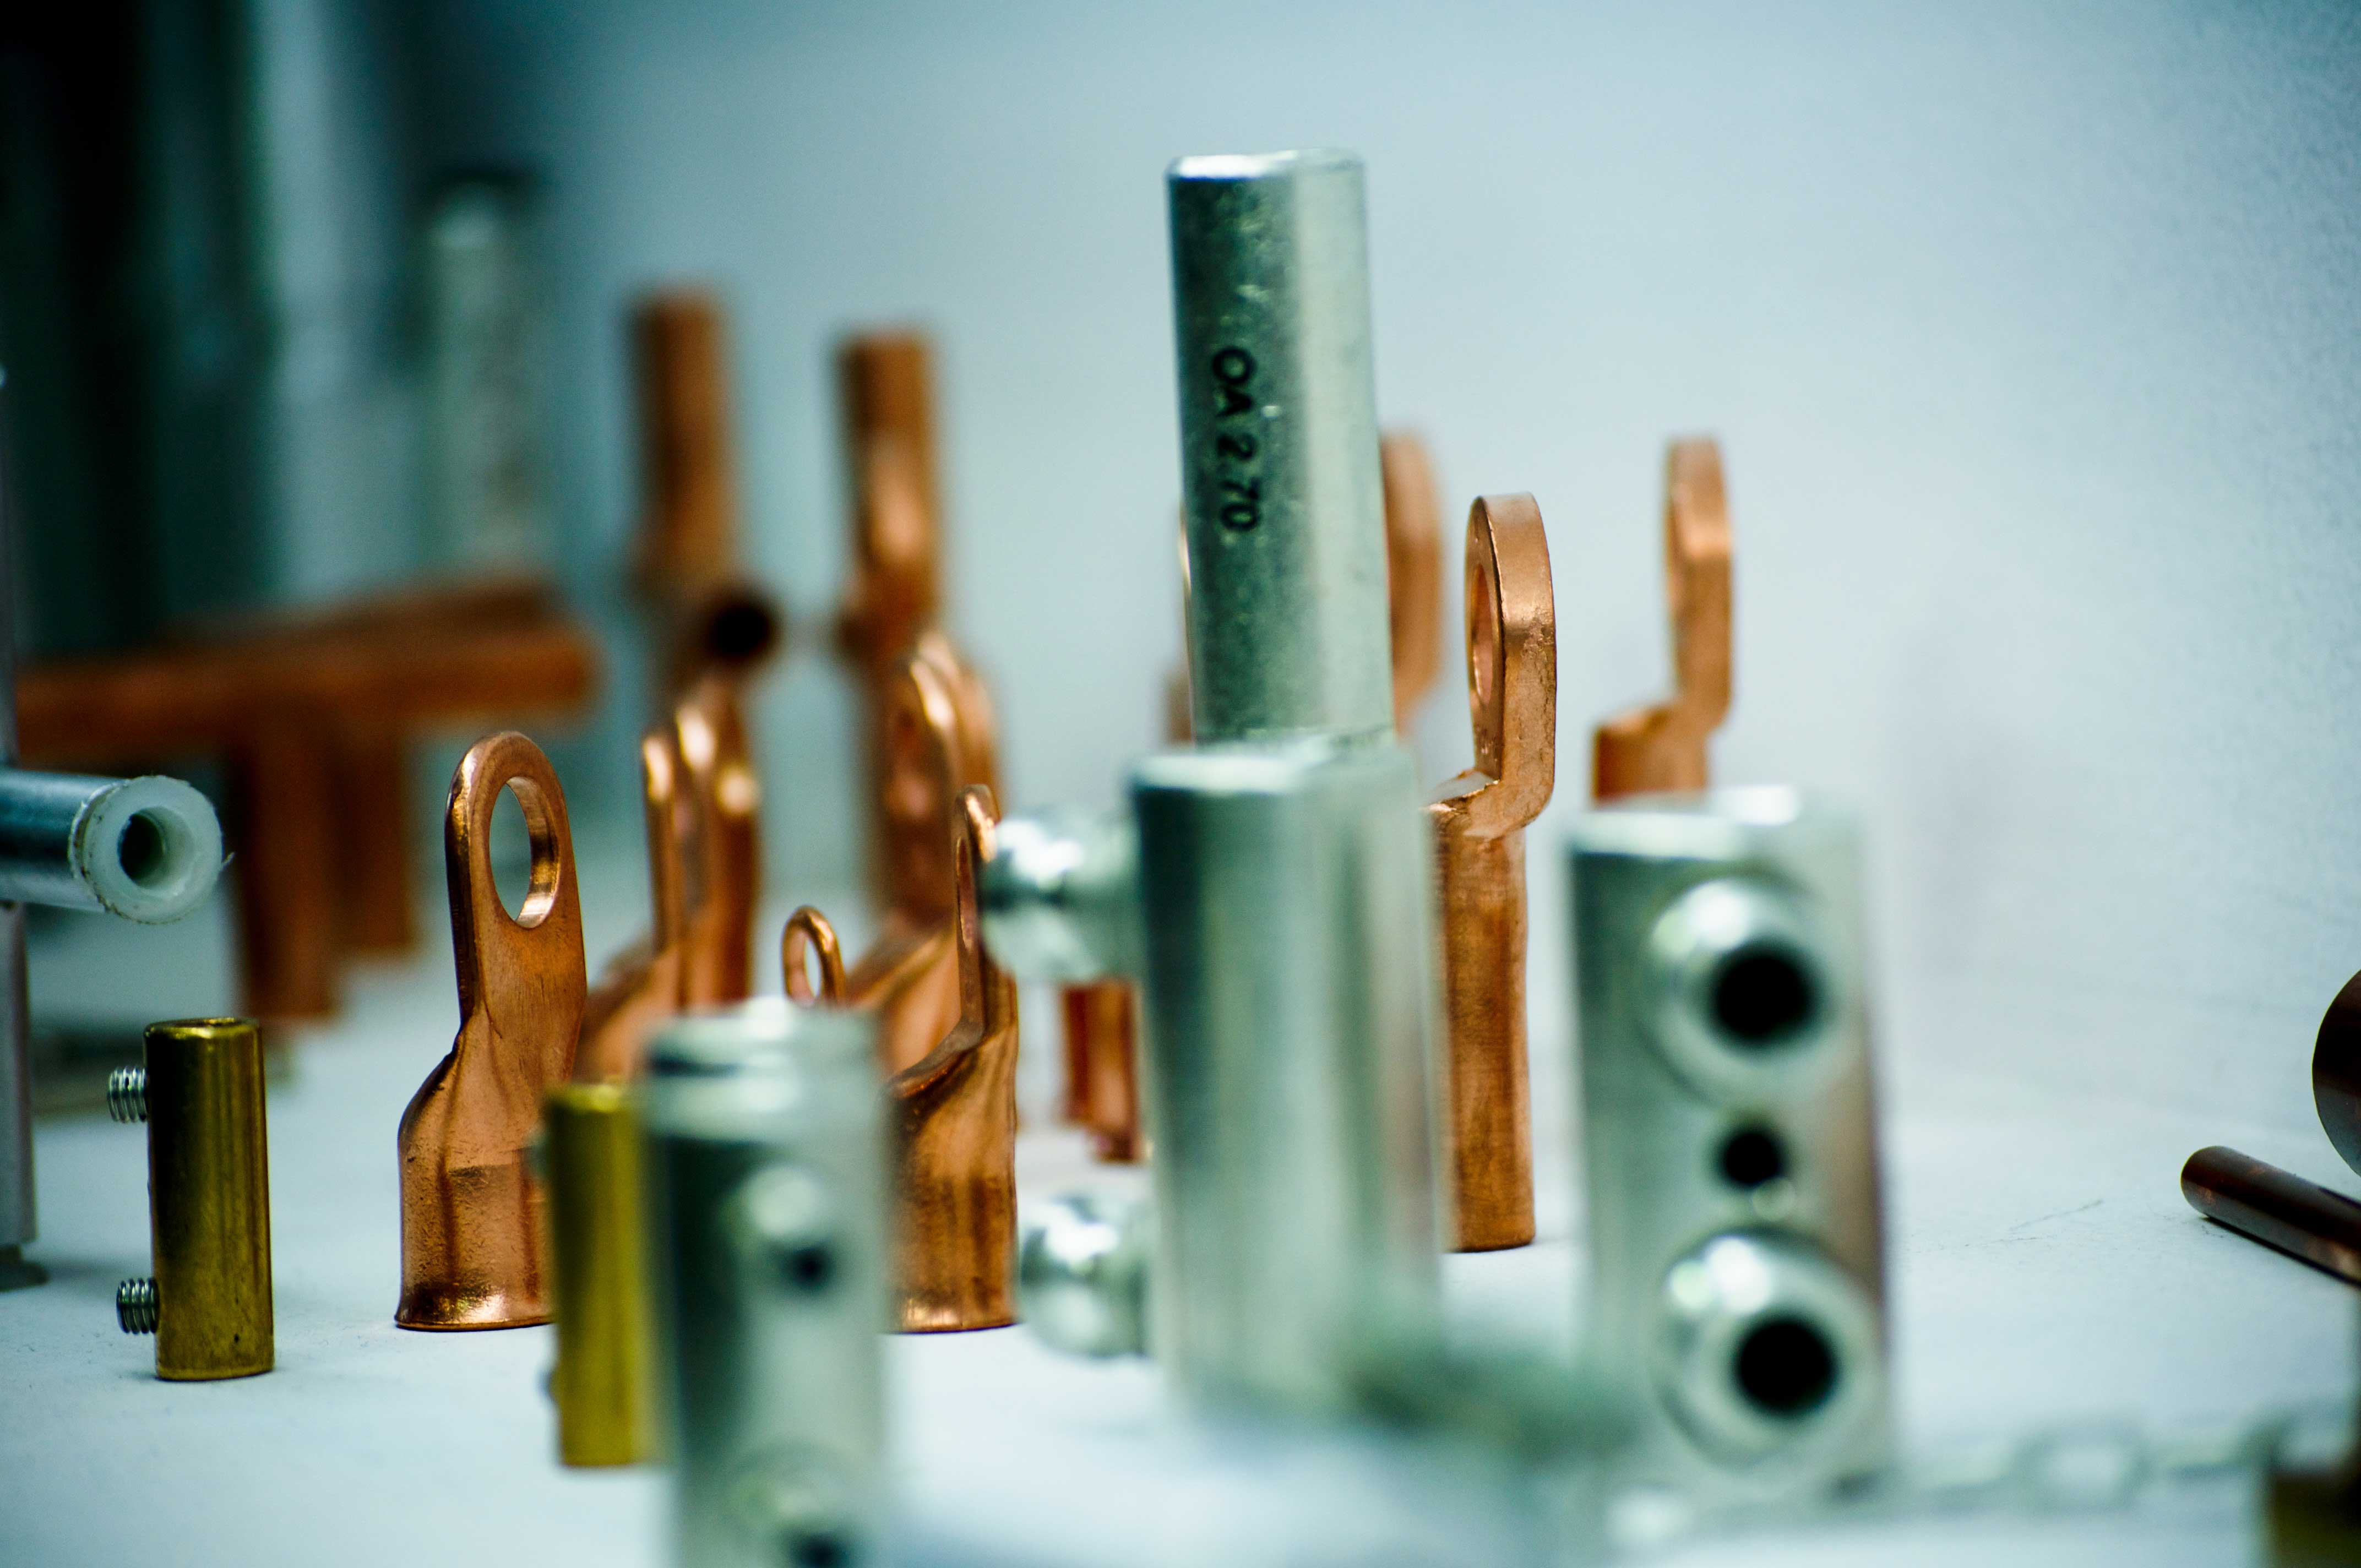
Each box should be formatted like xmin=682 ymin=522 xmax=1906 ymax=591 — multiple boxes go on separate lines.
xmin=130 ymin=1019 xmax=272 ymax=1379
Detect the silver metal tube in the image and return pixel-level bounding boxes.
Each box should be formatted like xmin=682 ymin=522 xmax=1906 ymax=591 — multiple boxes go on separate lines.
xmin=1130 ymin=737 xmax=1440 ymax=1413
xmin=1570 ymin=788 xmax=1888 ymax=1501
xmin=643 ymin=1000 xmax=888 ymax=1568
xmin=0 ymin=771 xmax=223 ymax=922
xmin=1168 ymin=150 xmax=1392 ymax=743
xmin=0 ymin=368 xmax=31 ymax=1269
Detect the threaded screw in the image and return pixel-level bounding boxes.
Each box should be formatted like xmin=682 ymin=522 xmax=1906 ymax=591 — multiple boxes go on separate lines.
xmin=106 ymin=1066 xmax=148 ymax=1124
xmin=117 ymin=1277 xmax=159 ymax=1335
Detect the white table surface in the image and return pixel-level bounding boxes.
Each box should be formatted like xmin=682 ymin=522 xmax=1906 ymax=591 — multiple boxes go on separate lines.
xmin=3 ymin=852 xmax=2352 ymax=1567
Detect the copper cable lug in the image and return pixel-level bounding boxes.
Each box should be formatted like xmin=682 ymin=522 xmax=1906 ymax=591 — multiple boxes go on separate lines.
xmin=782 ymin=640 xmax=995 ymax=1079
xmin=630 ymin=290 xmax=783 ymax=699
xmin=1592 ymin=439 xmax=1733 ymax=799
xmin=788 ymin=787 xmax=1018 ymax=1332
xmin=398 ymin=731 xmax=586 ymax=1330
xmin=1427 ymin=493 xmax=1556 ymax=1253
xmin=541 ymin=1080 xmax=655 ymax=1467
xmin=1382 ymin=431 xmax=1445 ymax=732
xmin=109 ymin=1017 xmax=273 ymax=1379
xmin=576 ymin=725 xmax=693 ymax=1084
xmin=676 ymin=673 xmax=760 ymax=1006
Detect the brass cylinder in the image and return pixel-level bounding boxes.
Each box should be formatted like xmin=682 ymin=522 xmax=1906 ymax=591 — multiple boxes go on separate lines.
xmin=138 ymin=1018 xmax=273 ymax=1380
xmin=543 ymin=1082 xmax=655 ymax=1466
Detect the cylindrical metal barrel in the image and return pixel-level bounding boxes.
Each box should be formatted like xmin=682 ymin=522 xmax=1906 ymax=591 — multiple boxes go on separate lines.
xmin=1128 ymin=737 xmax=1441 ymax=1413
xmin=2182 ymin=1145 xmax=2361 ymax=1286
xmin=128 ymin=1018 xmax=273 ymax=1380
xmin=644 ymin=1000 xmax=888 ymax=1568
xmin=1167 ymin=150 xmax=1392 ymax=744
xmin=0 ymin=770 xmax=223 ymax=922
xmin=543 ymin=1081 xmax=654 ymax=1467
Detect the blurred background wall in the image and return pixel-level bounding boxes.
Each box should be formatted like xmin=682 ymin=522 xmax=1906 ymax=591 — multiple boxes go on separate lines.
xmin=7 ymin=1 xmax=2358 ymax=1135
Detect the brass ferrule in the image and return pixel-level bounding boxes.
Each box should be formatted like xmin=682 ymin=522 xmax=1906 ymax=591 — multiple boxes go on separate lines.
xmin=122 ymin=1017 xmax=272 ymax=1380
xmin=543 ymin=1082 xmax=656 ymax=1467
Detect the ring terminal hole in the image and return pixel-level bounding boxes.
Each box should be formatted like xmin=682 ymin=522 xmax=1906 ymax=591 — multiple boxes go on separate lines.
xmin=1733 ymin=1315 xmax=1838 ymax=1419
xmin=486 ymin=778 xmax=560 ymax=925
xmin=1710 ymin=941 xmax=1819 ymax=1047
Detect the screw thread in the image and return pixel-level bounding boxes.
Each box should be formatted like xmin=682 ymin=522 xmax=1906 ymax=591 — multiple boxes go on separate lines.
xmin=116 ymin=1277 xmax=158 ymax=1335
xmin=106 ymin=1066 xmax=148 ymax=1124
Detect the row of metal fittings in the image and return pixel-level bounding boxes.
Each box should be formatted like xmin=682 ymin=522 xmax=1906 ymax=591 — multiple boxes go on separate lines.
xmin=85 ymin=147 xmax=2360 ymax=1567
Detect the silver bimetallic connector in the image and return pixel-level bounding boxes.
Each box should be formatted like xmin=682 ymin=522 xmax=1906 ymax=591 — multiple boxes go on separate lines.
xmin=1167 ymin=150 xmax=1392 ymax=745
xmin=993 ymin=740 xmax=1443 ymax=1414
xmin=644 ymin=1001 xmax=888 ymax=1568
xmin=1570 ymin=788 xmax=1889 ymax=1501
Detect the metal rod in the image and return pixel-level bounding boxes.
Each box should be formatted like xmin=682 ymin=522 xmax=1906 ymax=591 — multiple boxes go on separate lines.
xmin=1167 ymin=150 xmax=1392 ymax=744
xmin=0 ymin=770 xmax=223 ymax=920
xmin=2182 ymin=1145 xmax=2361 ymax=1286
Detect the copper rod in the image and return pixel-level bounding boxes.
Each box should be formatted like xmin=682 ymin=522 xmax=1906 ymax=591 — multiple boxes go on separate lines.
xmin=2182 ymin=1146 xmax=2361 ymax=1287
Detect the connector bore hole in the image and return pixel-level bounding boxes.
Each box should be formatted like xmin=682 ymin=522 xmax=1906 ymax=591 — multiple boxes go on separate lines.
xmin=116 ymin=812 xmax=172 ymax=888
xmin=1710 ymin=943 xmax=1818 ymax=1046
xmin=1734 ymin=1315 xmax=1837 ymax=1418
xmin=1716 ymin=1126 xmax=1786 ymax=1188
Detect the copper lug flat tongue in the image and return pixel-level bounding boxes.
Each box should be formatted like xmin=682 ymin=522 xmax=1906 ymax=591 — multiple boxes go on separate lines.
xmin=398 ymin=732 xmax=585 ymax=1330
xmin=1593 ymin=438 xmax=1732 ymax=800
xmin=1427 ymin=493 xmax=1555 ymax=1253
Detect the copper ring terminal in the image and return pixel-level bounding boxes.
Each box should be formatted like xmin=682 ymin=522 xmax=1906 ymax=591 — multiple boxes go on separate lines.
xmin=782 ymin=907 xmax=847 ymax=1007
xmin=1593 ymin=438 xmax=1732 ymax=799
xmin=1382 ymin=431 xmax=1445 ymax=733
xmin=675 ymin=676 xmax=760 ymax=1006
xmin=398 ymin=731 xmax=586 ymax=1330
xmin=887 ymin=786 xmax=1018 ymax=1331
xmin=576 ymin=726 xmax=692 ymax=1084
xmin=1427 ymin=493 xmax=1556 ymax=1252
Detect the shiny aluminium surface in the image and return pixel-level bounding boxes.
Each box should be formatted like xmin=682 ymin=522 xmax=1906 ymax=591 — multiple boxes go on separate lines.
xmin=1570 ymin=790 xmax=1887 ymax=1500
xmin=0 ymin=769 xmax=224 ymax=922
xmin=1130 ymin=738 xmax=1442 ymax=1412
xmin=398 ymin=732 xmax=586 ymax=1330
xmin=1427 ymin=494 xmax=1555 ymax=1253
xmin=111 ymin=1018 xmax=273 ymax=1379
xmin=543 ymin=1082 xmax=655 ymax=1467
xmin=643 ymin=1001 xmax=888 ymax=1568
xmin=1592 ymin=439 xmax=1733 ymax=800
xmin=1168 ymin=149 xmax=1392 ymax=744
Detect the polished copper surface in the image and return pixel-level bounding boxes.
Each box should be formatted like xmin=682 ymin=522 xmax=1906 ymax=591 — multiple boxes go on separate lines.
xmin=2182 ymin=1145 xmax=2361 ymax=1287
xmin=782 ymin=644 xmax=995 ymax=1077
xmin=785 ymin=788 xmax=1017 ymax=1332
xmin=575 ymin=728 xmax=691 ymax=1084
xmin=676 ymin=676 xmax=760 ymax=1005
xmin=397 ymin=732 xmax=585 ymax=1329
xmin=1592 ymin=438 xmax=1732 ymax=799
xmin=1427 ymin=494 xmax=1555 ymax=1253
xmin=1382 ymin=431 xmax=1445 ymax=732
xmin=1060 ymin=982 xmax=1142 ymax=1163
xmin=835 ymin=333 xmax=943 ymax=679
xmin=890 ymin=788 xmax=1018 ymax=1330
xmin=630 ymin=290 xmax=782 ymax=700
